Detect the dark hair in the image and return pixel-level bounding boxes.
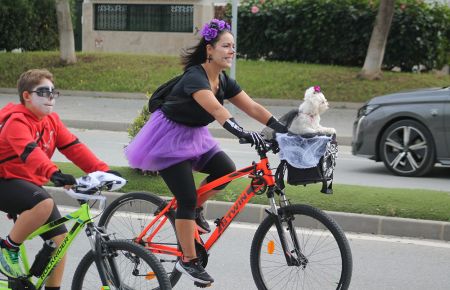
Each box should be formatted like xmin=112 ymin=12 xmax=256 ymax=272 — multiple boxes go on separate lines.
xmin=181 ymin=30 xmax=231 ymax=71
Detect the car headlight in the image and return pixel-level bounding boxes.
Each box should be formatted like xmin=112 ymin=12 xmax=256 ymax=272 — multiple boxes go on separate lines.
xmin=357 ymin=104 xmax=380 ymax=118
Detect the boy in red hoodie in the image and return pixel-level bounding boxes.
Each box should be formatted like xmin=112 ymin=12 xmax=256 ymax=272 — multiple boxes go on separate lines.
xmin=0 ymin=69 xmax=115 ymax=290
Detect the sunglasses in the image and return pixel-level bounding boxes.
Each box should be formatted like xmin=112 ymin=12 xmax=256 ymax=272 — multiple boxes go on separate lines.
xmin=30 ymin=87 xmax=60 ymax=99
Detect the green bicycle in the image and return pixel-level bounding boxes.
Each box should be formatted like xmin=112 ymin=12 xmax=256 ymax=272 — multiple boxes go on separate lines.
xmin=0 ymin=171 xmax=171 ymax=290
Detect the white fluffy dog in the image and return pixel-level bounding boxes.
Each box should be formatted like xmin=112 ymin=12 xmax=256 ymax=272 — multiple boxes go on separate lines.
xmin=289 ymin=86 xmax=336 ymax=135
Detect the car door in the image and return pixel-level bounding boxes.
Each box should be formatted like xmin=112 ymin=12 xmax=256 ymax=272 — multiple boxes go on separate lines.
xmin=445 ymin=94 xmax=450 ymax=163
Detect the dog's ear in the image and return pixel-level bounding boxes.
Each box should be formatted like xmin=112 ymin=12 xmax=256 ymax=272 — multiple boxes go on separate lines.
xmin=304 ymin=87 xmax=314 ymax=100
xmin=310 ymin=96 xmax=322 ymax=115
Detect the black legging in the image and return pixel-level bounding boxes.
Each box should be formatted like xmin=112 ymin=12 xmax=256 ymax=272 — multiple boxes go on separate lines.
xmin=159 ymin=151 xmax=235 ymax=220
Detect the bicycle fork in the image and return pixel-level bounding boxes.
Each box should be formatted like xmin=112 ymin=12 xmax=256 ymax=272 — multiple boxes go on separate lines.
xmin=267 ymin=190 xmax=308 ymax=268
xmin=85 ymin=224 xmax=121 ymax=288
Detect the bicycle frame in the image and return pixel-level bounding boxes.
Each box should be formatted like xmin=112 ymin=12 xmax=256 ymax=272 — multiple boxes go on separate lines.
xmin=0 ymin=202 xmax=95 ymax=290
xmin=136 ymin=152 xmax=289 ymax=258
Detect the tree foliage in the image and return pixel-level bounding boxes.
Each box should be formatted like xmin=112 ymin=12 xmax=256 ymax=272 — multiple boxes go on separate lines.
xmin=0 ymin=0 xmax=58 ymax=51
xmin=236 ymin=0 xmax=450 ymax=70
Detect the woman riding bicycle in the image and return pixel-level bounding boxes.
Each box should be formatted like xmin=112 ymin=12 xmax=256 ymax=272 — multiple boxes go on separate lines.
xmin=125 ymin=19 xmax=288 ymax=286
xmin=0 ymin=69 xmax=120 ymax=290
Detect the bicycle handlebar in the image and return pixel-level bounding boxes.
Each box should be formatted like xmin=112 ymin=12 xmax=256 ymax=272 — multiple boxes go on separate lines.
xmin=63 ymin=171 xmax=127 ymax=210
xmin=64 ymin=188 xmax=108 ymax=209
xmin=239 ymin=137 xmax=279 ymax=156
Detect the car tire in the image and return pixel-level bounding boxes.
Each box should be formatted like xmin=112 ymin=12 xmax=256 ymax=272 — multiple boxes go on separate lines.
xmin=380 ymin=119 xmax=435 ymax=177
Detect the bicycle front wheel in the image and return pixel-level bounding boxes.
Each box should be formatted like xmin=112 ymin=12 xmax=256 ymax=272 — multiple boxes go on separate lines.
xmin=250 ymin=204 xmax=352 ymax=290
xmin=71 ymin=239 xmax=172 ymax=290
xmin=98 ymin=192 xmax=181 ymax=288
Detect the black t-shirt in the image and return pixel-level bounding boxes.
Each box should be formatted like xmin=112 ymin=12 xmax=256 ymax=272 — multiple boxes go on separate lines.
xmin=161 ymin=65 xmax=242 ymax=127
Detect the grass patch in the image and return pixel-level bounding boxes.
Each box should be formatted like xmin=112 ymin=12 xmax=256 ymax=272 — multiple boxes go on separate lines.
xmin=54 ymin=162 xmax=450 ymax=222
xmin=1 ymin=51 xmax=449 ymax=102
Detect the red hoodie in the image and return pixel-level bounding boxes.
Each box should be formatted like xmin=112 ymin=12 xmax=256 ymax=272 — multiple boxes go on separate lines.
xmin=0 ymin=103 xmax=109 ymax=186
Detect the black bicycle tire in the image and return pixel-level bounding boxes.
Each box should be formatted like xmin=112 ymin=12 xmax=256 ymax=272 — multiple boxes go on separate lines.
xmin=98 ymin=191 xmax=181 ymax=288
xmin=250 ymin=204 xmax=352 ymax=290
xmin=379 ymin=119 xmax=436 ymax=177
xmin=71 ymin=239 xmax=172 ymax=290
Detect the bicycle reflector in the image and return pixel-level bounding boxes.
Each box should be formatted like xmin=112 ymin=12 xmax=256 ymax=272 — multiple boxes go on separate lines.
xmin=267 ymin=240 xmax=275 ymax=254
xmin=145 ymin=272 xmax=157 ymax=280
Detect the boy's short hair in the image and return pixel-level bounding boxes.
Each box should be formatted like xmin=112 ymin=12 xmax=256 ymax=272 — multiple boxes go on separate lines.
xmin=17 ymin=69 xmax=54 ymax=104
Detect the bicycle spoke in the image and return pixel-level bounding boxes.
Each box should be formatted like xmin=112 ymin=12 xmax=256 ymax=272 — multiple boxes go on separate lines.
xmin=251 ymin=205 xmax=352 ymax=290
xmin=72 ymin=240 xmax=171 ymax=290
xmin=98 ymin=192 xmax=181 ymax=288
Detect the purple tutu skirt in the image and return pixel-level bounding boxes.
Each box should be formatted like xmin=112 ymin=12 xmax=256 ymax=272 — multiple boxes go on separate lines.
xmin=125 ymin=110 xmax=221 ymax=171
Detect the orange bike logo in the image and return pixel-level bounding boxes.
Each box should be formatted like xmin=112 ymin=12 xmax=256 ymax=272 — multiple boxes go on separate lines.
xmin=218 ymin=190 xmax=250 ymax=232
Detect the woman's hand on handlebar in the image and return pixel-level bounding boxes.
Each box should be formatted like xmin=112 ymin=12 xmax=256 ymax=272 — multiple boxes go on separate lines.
xmin=240 ymin=131 xmax=265 ymax=147
xmin=223 ymin=118 xmax=265 ymax=147
xmin=239 ymin=135 xmax=279 ymax=153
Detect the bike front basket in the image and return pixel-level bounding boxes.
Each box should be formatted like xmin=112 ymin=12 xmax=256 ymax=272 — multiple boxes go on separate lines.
xmin=275 ymin=134 xmax=338 ymax=194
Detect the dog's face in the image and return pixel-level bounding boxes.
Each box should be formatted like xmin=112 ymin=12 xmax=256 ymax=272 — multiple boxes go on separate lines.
xmin=303 ymin=86 xmax=329 ymax=114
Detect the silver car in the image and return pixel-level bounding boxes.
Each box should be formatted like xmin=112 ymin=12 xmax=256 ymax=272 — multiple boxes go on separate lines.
xmin=352 ymin=87 xmax=450 ymax=177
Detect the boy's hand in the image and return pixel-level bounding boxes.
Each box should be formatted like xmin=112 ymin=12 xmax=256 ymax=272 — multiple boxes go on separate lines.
xmin=106 ymin=170 xmax=122 ymax=177
xmin=50 ymin=171 xmax=76 ymax=187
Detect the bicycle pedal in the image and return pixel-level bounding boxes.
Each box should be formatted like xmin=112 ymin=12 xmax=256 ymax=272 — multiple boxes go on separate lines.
xmin=194 ymin=281 xmax=212 ymax=288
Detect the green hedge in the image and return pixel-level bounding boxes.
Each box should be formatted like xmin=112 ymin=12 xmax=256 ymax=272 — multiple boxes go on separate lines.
xmin=0 ymin=0 xmax=58 ymax=51
xmin=236 ymin=0 xmax=450 ymax=70
xmin=128 ymin=104 xmax=150 ymax=139
xmin=385 ymin=1 xmax=450 ymax=70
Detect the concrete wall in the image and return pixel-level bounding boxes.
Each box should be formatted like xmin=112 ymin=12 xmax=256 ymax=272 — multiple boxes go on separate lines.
xmin=82 ymin=0 xmax=215 ymax=55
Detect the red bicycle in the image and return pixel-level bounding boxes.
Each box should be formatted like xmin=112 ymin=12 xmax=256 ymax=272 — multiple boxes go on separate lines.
xmin=98 ymin=139 xmax=352 ymax=290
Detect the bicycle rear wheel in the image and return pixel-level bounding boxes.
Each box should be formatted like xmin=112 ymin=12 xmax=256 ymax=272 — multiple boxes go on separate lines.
xmin=250 ymin=204 xmax=352 ymax=290
xmin=98 ymin=192 xmax=181 ymax=288
xmin=72 ymin=239 xmax=172 ymax=290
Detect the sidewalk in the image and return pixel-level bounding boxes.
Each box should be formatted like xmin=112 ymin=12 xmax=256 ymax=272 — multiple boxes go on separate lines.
xmin=2 ymin=87 xmax=450 ymax=242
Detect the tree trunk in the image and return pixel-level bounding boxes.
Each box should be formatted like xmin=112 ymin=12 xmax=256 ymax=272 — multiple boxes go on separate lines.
xmin=358 ymin=0 xmax=395 ymax=80
xmin=55 ymin=0 xmax=77 ymax=64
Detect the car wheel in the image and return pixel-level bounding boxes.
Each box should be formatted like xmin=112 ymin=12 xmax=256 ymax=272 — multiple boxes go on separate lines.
xmin=380 ymin=120 xmax=435 ymax=177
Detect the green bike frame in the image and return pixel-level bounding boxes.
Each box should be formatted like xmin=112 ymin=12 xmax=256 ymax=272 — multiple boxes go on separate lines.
xmin=0 ymin=202 xmax=94 ymax=290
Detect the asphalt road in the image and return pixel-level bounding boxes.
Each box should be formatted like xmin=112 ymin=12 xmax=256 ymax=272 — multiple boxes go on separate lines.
xmin=1 ymin=206 xmax=449 ymax=290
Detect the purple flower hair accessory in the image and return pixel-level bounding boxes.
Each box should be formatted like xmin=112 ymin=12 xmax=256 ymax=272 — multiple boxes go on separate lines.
xmin=200 ymin=19 xmax=231 ymax=41
xmin=314 ymin=86 xmax=321 ymax=93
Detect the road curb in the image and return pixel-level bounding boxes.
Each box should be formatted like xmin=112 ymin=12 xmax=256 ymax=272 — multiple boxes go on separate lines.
xmin=46 ymin=187 xmax=450 ymax=242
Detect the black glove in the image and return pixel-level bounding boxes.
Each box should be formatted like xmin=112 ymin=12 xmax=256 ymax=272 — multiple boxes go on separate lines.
xmin=106 ymin=170 xmax=122 ymax=177
xmin=223 ymin=118 xmax=264 ymax=147
xmin=50 ymin=171 xmax=76 ymax=187
xmin=266 ymin=116 xmax=288 ymax=133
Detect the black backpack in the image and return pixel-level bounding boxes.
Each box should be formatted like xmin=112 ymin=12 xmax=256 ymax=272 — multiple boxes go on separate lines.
xmin=147 ymin=70 xmax=228 ymax=114
xmin=148 ymin=74 xmax=183 ymax=113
